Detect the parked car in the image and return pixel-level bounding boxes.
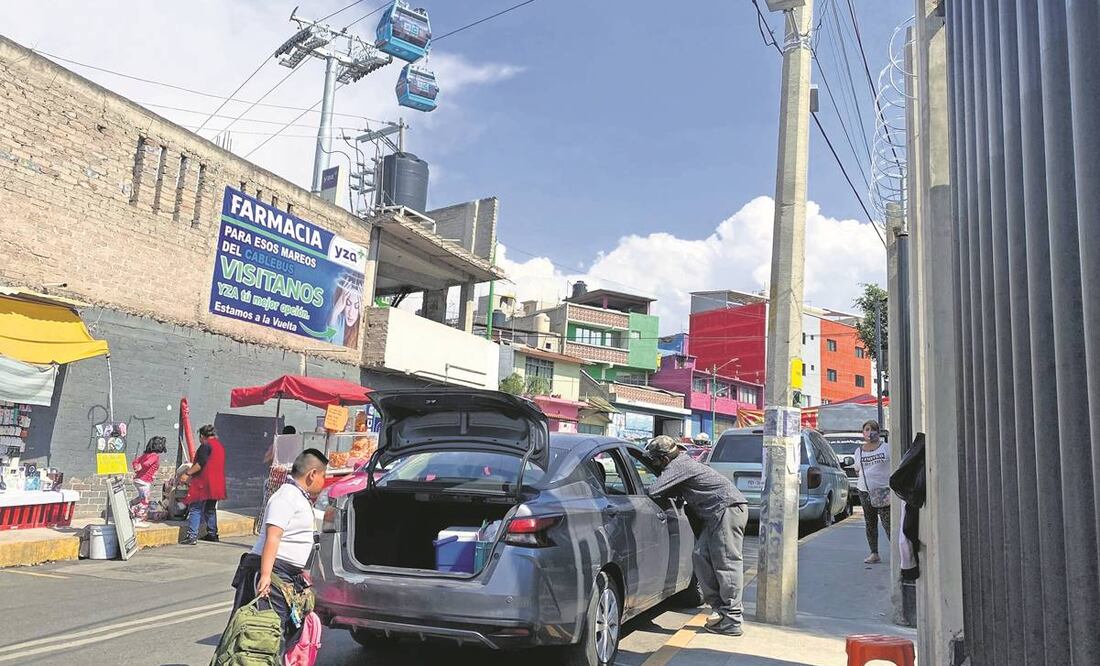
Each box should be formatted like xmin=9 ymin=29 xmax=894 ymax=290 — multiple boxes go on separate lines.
xmin=312 ymin=389 xmax=700 ymax=666
xmin=822 ymin=432 xmax=865 ymax=504
xmin=704 ymin=427 xmax=851 ymax=527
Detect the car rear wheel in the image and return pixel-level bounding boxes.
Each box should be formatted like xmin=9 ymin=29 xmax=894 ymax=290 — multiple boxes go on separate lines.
xmin=814 ymin=494 xmax=835 ymax=530
xmin=562 ymin=571 xmax=621 ymax=666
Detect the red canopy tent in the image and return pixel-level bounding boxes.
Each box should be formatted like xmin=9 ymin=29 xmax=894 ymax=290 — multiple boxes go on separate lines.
xmin=230 ymin=375 xmax=373 ymax=410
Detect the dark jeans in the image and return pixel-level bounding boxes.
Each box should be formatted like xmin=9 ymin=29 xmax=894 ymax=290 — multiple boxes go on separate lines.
xmin=231 ymin=553 xmax=307 ymax=648
xmin=694 ymin=503 xmax=748 ymax=627
xmin=858 ymin=490 xmax=891 ymax=554
xmin=186 ymin=499 xmax=218 ymax=539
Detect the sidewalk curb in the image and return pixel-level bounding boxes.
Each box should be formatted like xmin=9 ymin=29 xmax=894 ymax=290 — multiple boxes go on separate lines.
xmin=640 ymin=518 xmax=854 ymax=666
xmin=0 ymin=511 xmax=258 ymax=568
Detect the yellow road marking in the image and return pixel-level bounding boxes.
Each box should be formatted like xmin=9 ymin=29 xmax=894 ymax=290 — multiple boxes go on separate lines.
xmin=0 ymin=569 xmax=67 ymax=579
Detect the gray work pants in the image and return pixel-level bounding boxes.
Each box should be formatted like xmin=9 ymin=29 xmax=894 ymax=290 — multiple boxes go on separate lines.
xmin=693 ymin=503 xmax=748 ymax=626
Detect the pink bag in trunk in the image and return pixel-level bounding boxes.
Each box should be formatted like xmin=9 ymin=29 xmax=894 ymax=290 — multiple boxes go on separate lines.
xmin=284 ymin=612 xmax=322 ymax=666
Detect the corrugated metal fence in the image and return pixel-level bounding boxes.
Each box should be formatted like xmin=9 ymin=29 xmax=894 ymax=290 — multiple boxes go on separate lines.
xmin=944 ymin=0 xmax=1100 ymax=663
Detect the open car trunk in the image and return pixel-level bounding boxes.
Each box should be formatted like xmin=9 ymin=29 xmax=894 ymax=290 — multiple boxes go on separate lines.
xmin=350 ymin=488 xmax=516 ymax=572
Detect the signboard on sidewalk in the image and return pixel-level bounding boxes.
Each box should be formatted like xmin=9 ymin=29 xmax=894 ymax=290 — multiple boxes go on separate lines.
xmin=107 ymin=476 xmax=139 ymax=560
xmin=208 ymin=186 xmax=367 ymax=348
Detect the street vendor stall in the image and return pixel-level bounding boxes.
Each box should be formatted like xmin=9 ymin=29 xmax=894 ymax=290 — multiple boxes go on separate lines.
xmin=0 ymin=288 xmax=112 ymax=530
xmin=229 ymin=375 xmax=377 ymax=507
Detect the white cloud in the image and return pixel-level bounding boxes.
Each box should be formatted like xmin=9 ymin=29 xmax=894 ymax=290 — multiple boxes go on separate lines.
xmin=490 ymin=196 xmax=886 ymax=333
xmin=0 ymin=1 xmax=522 ymax=200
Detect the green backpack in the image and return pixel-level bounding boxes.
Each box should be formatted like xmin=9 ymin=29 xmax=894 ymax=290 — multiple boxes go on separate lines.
xmin=210 ymin=598 xmax=284 ymax=666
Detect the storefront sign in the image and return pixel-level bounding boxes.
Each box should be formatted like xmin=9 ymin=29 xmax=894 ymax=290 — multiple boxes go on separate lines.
xmin=209 ymin=187 xmax=367 ymax=348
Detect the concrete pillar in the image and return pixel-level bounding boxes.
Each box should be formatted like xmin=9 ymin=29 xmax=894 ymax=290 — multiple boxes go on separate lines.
xmin=358 ymin=224 xmax=382 ymax=364
xmin=422 ymin=289 xmax=448 ymax=324
xmin=457 ymin=282 xmax=476 ymax=334
xmin=912 ymin=1 xmax=965 ymax=663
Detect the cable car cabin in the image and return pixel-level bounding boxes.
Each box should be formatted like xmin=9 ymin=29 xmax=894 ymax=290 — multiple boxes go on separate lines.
xmin=396 ymin=64 xmax=439 ymax=112
xmin=376 ymin=1 xmax=432 ymax=63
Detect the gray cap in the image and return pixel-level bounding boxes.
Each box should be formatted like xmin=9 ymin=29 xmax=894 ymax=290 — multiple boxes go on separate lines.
xmin=646 ymin=435 xmax=681 ymax=457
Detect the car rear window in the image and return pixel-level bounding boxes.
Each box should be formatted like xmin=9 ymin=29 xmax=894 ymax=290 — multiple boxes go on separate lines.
xmin=824 ymin=436 xmax=863 ymax=456
xmin=710 ymin=434 xmax=764 ymax=463
xmin=380 ymin=450 xmax=553 ymax=489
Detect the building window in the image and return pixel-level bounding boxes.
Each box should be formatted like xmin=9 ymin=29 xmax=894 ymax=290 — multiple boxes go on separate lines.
xmin=692 ymin=376 xmax=709 ymax=394
xmin=579 ymin=423 xmax=604 ymax=435
xmin=856 ymin=375 xmax=866 ymax=388
xmin=855 ymin=347 xmax=866 ymax=358
xmin=525 ymin=357 xmax=554 ymax=391
xmin=827 ymin=369 xmax=838 ymax=382
xmin=630 ymin=330 xmax=641 ymax=340
xmin=802 ymin=364 xmax=807 ymax=376
xmin=802 ymin=332 xmax=806 ymax=345
xmin=827 ymin=339 xmax=838 ymax=352
xmin=573 ymin=327 xmax=600 ymax=346
xmin=617 ymin=372 xmax=646 ymax=386
xmin=738 ymin=386 xmax=759 ymax=404
xmin=715 ymin=381 xmax=731 ymax=398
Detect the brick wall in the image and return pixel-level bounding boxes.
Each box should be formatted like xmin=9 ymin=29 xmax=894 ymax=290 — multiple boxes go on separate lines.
xmin=0 ymin=37 xmax=371 ymax=362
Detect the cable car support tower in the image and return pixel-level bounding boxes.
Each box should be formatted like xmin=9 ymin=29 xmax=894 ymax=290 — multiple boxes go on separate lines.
xmin=274 ymin=9 xmax=392 ymax=193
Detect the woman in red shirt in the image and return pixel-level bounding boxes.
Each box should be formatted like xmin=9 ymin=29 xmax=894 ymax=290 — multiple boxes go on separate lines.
xmin=130 ymin=436 xmax=166 ymax=526
xmin=180 ymin=424 xmax=228 ymax=545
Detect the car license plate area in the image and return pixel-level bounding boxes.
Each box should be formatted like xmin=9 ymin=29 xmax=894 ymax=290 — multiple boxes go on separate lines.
xmin=738 ymin=476 xmax=765 ymax=491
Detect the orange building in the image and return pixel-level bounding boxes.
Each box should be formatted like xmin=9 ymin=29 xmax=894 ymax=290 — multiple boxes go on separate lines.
xmin=819 ymin=319 xmax=874 ymax=404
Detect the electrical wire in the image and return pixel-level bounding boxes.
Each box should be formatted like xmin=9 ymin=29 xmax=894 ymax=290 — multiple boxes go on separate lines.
xmin=434 ymin=0 xmax=538 ymax=42
xmin=213 ymin=59 xmax=309 ymax=136
xmin=243 ymin=82 xmax=347 ymax=158
xmin=748 ymin=1 xmax=876 ymax=231
xmin=30 ymin=49 xmax=389 ymax=123
xmin=140 ymin=102 xmax=362 ymax=131
xmin=193 ymin=57 xmax=269 ymax=133
xmin=843 ymin=0 xmax=902 ymax=170
xmin=319 ymin=0 xmax=368 ymax=23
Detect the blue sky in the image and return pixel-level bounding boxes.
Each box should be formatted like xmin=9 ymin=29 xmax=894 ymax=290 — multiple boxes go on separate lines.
xmin=0 ymin=0 xmax=909 ymax=328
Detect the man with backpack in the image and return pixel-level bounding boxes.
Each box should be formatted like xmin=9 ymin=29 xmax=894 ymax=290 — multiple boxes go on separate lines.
xmin=213 ymin=449 xmax=328 ymax=665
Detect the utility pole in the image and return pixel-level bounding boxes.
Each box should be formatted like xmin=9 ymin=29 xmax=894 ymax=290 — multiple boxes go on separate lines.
xmin=274 ymin=10 xmax=391 ymax=194
xmin=711 ymin=364 xmax=719 ymax=440
xmin=757 ymin=0 xmax=814 ymax=627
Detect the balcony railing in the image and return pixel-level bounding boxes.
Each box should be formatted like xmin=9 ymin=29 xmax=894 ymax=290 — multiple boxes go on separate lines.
xmin=363 ymin=307 xmax=499 ymax=389
xmin=566 ymin=303 xmax=630 ymax=330
xmin=564 ymin=340 xmax=630 ymax=366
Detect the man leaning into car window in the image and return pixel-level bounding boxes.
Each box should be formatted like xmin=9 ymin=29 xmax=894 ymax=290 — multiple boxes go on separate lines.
xmin=645 ymin=435 xmax=749 ymax=636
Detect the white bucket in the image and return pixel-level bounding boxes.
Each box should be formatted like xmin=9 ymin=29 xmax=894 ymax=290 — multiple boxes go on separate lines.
xmin=83 ymin=524 xmax=120 ymax=560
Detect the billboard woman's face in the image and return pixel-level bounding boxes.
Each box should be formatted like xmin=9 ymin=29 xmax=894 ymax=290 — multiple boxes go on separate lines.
xmin=343 ymin=292 xmax=361 ymax=326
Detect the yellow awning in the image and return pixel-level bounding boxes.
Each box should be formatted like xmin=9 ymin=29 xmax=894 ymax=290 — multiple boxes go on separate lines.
xmin=0 ymin=294 xmax=109 ymax=364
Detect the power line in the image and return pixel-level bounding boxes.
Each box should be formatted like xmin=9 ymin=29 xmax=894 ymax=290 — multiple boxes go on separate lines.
xmin=193 ymin=56 xmax=269 ymax=133
xmin=243 ymin=83 xmax=345 ymax=158
xmin=140 ymin=102 xmax=362 ymax=131
xmin=748 ymin=1 xmax=876 ymax=230
xmin=213 ymin=59 xmax=308 ymax=136
xmin=319 ymin=0 xmax=368 ymax=23
xmin=843 ymin=0 xmax=902 ymax=170
xmin=435 ymin=0 xmax=538 ymax=42
xmin=30 ymin=49 xmax=389 ymax=123
xmin=811 ymin=48 xmax=870 ymax=188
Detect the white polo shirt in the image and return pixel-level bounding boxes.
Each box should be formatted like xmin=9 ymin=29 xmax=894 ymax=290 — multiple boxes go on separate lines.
xmin=250 ymin=482 xmax=315 ymax=568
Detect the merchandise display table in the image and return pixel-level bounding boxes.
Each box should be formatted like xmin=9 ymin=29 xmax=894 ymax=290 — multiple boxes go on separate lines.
xmin=0 ymin=489 xmax=79 ymax=530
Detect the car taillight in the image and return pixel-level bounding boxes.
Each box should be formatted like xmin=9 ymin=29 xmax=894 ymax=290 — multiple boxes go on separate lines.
xmin=504 ymin=515 xmax=562 ymax=547
xmin=322 ymin=504 xmax=343 ymax=533
xmin=807 ymin=467 xmax=823 ymax=490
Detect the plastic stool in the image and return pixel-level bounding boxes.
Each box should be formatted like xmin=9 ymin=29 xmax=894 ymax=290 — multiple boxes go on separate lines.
xmin=846 ymin=634 xmax=916 ymax=666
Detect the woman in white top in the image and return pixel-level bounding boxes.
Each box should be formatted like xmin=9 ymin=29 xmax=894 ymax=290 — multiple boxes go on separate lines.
xmin=853 ymin=420 xmax=892 ymax=564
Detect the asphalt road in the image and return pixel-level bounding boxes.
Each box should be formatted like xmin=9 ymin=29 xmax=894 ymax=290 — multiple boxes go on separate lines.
xmin=0 ymin=531 xmax=761 ymax=666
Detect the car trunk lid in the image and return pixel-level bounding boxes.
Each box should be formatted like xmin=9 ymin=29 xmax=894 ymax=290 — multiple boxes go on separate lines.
xmin=369 ymin=389 xmax=550 ymax=472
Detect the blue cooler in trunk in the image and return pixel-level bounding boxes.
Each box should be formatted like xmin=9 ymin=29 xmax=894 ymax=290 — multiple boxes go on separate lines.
xmin=434 ymin=526 xmax=480 ymax=573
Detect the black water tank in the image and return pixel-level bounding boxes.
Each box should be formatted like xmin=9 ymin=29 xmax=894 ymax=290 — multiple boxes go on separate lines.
xmin=572 ymin=281 xmax=588 ymax=299
xmin=381 ymin=152 xmax=429 ymax=213
xmin=491 ymin=309 xmax=506 ymax=329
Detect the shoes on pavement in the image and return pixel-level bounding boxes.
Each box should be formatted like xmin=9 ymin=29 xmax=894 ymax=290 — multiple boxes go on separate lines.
xmin=182 ymin=536 xmax=198 ymax=545
xmin=865 ymin=553 xmax=882 ymax=564
xmin=199 ymin=534 xmax=220 ymax=543
xmin=704 ymin=620 xmax=744 ymax=637
xmin=705 ymin=613 xmax=724 ymax=627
